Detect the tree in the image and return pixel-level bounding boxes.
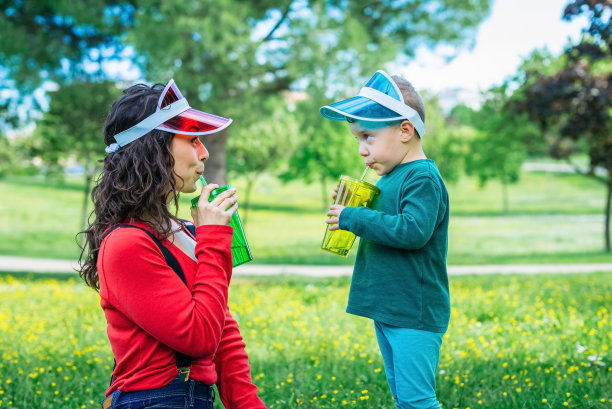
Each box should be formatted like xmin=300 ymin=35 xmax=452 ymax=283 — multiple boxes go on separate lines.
xmin=0 ymin=1 xmax=133 ymax=181
xmin=421 ymin=93 xmax=468 ymax=185
xmin=519 ymin=0 xmax=612 ymax=250
xmin=1 ymin=0 xmax=493 ymax=185
xmin=225 ymin=93 xmax=299 ymax=226
xmin=522 ymin=62 xmax=612 ymax=250
xmin=0 ymin=1 xmax=133 ymax=103
xmin=280 ymin=91 xmax=364 ymax=210
xmin=29 ymin=81 xmax=120 ymax=230
xmin=452 ymin=86 xmax=539 ymax=213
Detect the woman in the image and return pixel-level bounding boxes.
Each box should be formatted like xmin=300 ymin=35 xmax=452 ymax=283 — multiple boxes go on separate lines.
xmin=78 ymin=79 xmax=267 ymax=409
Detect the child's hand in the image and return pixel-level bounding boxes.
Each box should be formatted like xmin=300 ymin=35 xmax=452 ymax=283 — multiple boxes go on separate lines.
xmin=326 ymin=204 xmax=345 ymax=231
xmin=331 ymin=183 xmax=339 ymax=201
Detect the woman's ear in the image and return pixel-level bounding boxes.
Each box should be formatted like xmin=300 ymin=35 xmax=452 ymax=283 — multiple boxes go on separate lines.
xmin=399 ymin=120 xmax=415 ymax=142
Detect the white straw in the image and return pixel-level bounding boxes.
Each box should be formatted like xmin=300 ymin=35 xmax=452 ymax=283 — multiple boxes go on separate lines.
xmin=360 ymin=167 xmax=369 ymax=181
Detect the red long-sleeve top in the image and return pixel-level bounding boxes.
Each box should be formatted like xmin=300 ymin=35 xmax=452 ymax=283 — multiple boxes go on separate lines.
xmin=97 ymin=221 xmax=266 ymax=409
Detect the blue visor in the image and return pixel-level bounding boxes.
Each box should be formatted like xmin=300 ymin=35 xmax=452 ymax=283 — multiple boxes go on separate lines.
xmin=320 ymin=70 xmax=426 ymax=137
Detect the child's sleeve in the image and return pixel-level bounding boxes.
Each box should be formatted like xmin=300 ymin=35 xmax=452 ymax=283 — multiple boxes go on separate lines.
xmin=339 ymin=175 xmax=443 ymax=249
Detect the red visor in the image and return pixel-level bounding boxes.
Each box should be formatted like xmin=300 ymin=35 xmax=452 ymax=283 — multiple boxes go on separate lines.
xmin=155 ymin=79 xmax=232 ymax=135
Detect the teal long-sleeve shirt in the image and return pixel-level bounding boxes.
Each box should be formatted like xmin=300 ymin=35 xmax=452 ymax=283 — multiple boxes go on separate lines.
xmin=339 ymin=159 xmax=450 ymax=332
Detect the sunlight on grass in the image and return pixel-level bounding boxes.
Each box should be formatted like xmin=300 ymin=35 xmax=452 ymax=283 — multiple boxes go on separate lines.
xmin=0 ymin=273 xmax=610 ymax=408
xmin=0 ymin=171 xmax=610 ymax=264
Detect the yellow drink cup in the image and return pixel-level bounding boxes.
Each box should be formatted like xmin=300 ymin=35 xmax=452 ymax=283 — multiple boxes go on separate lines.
xmin=321 ymin=175 xmax=380 ymax=257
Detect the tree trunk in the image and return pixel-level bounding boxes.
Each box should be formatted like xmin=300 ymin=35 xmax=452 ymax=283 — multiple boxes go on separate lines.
xmin=501 ymin=181 xmax=509 ymax=214
xmin=605 ymin=180 xmax=611 ymax=252
xmin=203 ymin=128 xmax=228 ymax=186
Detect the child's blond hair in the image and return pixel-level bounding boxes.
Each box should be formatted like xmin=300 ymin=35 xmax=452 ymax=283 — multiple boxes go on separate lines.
xmin=392 ymin=75 xmax=426 ymax=135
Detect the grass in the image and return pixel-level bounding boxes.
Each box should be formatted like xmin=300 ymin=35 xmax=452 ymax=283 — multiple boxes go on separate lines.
xmin=0 ymin=170 xmax=610 ymax=264
xmin=0 ymin=272 xmax=610 ymax=408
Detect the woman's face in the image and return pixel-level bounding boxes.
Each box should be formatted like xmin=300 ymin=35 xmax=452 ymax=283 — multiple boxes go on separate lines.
xmin=170 ymin=134 xmax=208 ymax=194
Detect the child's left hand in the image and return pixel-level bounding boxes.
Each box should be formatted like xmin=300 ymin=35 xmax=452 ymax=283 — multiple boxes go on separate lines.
xmin=326 ymin=204 xmax=345 ymax=231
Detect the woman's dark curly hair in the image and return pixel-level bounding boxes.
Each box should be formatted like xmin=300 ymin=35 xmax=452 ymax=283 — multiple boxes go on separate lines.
xmin=77 ymin=83 xmax=182 ymax=290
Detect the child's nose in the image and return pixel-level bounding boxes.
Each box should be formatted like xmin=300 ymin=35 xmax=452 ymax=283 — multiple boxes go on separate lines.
xmin=358 ymin=143 xmax=368 ymax=157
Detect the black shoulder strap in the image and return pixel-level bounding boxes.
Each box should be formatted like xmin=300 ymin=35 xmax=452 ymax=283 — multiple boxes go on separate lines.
xmin=102 ymin=224 xmax=192 ymax=384
xmin=102 ymin=224 xmax=187 ymax=285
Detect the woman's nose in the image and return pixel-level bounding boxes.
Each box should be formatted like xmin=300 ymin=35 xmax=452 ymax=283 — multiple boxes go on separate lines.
xmin=196 ymin=139 xmax=209 ymax=161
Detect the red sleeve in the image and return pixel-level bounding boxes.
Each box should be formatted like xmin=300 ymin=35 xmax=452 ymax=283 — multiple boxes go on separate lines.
xmin=100 ymin=224 xmax=233 ymax=357
xmin=214 ymin=309 xmax=267 ymax=409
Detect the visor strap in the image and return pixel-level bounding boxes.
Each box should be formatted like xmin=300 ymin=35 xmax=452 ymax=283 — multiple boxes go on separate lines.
xmin=358 ymin=87 xmax=426 ymax=137
xmin=113 ymin=99 xmax=191 ymax=147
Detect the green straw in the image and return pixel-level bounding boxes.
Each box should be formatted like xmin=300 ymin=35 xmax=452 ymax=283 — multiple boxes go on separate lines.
xmin=200 ymin=174 xmax=207 ymax=186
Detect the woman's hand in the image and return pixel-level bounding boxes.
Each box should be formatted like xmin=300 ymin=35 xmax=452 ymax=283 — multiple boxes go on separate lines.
xmin=191 ymin=184 xmax=238 ymax=227
xmin=325 ymin=204 xmax=345 ymax=231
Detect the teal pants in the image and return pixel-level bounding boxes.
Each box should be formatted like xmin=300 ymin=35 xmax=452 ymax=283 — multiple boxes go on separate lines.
xmin=374 ymin=321 xmax=444 ymax=409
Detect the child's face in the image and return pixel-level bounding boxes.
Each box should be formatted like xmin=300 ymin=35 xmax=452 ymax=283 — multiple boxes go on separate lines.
xmin=349 ymin=120 xmax=410 ymax=176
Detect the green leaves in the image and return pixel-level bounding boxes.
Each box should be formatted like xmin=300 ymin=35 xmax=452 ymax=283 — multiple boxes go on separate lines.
xmin=1 ymin=0 xmax=494 ymax=186
xmin=31 ymin=80 xmax=119 ymax=178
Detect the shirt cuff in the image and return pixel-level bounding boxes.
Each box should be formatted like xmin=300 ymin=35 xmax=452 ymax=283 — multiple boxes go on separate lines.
xmin=339 ymin=206 xmax=359 ymax=231
xmin=195 ymin=224 xmax=234 ymax=238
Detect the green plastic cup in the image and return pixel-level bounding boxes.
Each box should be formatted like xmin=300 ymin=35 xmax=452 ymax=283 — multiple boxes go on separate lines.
xmin=321 ymin=175 xmax=380 ymax=257
xmin=191 ymin=185 xmax=253 ymax=267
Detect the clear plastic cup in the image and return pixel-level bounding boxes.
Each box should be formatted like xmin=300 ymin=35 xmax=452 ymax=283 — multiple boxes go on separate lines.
xmin=321 ymin=175 xmax=380 ymax=257
xmin=191 ymin=185 xmax=253 ymax=267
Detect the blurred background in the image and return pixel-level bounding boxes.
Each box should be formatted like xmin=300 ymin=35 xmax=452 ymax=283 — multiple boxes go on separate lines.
xmin=0 ymin=0 xmax=610 ymax=266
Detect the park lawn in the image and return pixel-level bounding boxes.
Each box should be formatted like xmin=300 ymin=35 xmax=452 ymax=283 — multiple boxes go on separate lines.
xmin=0 ymin=272 xmax=610 ymax=409
xmin=0 ymin=170 xmax=610 ymax=264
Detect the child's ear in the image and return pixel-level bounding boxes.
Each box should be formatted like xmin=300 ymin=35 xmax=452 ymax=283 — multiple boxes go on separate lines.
xmin=399 ymin=120 xmax=415 ymax=142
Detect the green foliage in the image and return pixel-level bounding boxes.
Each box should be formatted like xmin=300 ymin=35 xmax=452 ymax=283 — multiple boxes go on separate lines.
xmin=225 ymin=94 xmax=300 ymax=221
xmin=421 ymin=93 xmax=468 ymax=184
xmin=28 ymin=81 xmax=119 ymax=179
xmin=1 ymin=0 xmax=494 ymax=185
xmin=0 ymin=133 xmax=41 ymax=178
xmin=0 ymin=1 xmax=133 ymax=90
xmin=515 ymin=47 xmax=569 ymax=85
xmin=450 ymin=86 xmax=543 ymax=212
xmin=280 ymin=94 xmax=362 ymax=185
xmin=514 ymin=0 xmax=612 ymax=249
xmin=227 ymin=94 xmax=298 ymax=179
xmin=1 ymin=170 xmax=609 ymax=265
xmin=455 ymin=87 xmax=538 ymax=188
xmin=0 ymin=136 xmax=13 ymax=177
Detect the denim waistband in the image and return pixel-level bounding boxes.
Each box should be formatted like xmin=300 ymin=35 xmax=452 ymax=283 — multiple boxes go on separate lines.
xmin=102 ymin=376 xmax=214 ymax=409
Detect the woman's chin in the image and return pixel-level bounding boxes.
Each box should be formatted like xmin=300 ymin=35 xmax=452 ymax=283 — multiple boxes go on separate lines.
xmin=175 ymin=182 xmax=197 ymax=195
xmin=184 ymin=183 xmax=198 ymax=194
